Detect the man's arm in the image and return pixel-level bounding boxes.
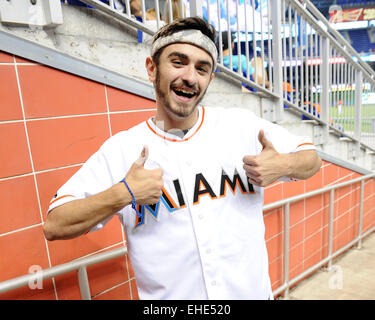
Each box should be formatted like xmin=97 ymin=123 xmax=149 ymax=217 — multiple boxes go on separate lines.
xmin=242 ymin=130 xmax=322 ymax=187
xmin=43 ymin=146 xmax=164 ymax=241
xmin=43 ymin=183 xmax=131 ymax=241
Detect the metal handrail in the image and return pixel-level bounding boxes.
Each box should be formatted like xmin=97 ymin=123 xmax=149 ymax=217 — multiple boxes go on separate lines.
xmin=0 ymin=246 xmax=127 ymax=299
xmin=291 ymin=0 xmax=375 ymax=83
xmin=0 ymin=173 xmax=373 ymax=299
xmin=265 ymin=172 xmax=375 ymax=298
xmin=264 ymin=172 xmax=375 ymax=211
xmin=301 ymin=0 xmax=375 ymax=80
xmin=68 ymin=0 xmax=375 ymax=151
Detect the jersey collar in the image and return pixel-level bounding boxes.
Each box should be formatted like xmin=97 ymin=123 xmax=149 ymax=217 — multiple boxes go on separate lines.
xmin=146 ymin=106 xmax=205 ymax=142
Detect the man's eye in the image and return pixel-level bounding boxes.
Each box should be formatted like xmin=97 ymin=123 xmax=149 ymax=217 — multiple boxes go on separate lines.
xmin=197 ymin=67 xmax=208 ymax=73
xmin=172 ymin=60 xmax=183 ymax=65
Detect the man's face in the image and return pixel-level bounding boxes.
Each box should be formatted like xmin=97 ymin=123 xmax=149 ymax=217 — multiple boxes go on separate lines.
xmin=149 ymin=43 xmax=214 ymax=121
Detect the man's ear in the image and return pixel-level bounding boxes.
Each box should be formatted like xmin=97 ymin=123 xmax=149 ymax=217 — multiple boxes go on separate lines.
xmin=209 ymin=70 xmax=215 ymax=83
xmin=145 ymin=56 xmax=156 ymax=83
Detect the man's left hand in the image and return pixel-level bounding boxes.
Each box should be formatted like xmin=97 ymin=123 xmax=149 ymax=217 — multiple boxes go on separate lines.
xmin=242 ymin=130 xmax=288 ymax=187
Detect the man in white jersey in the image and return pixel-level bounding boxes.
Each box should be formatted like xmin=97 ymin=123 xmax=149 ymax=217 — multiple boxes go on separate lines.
xmin=43 ymin=17 xmax=321 ymax=300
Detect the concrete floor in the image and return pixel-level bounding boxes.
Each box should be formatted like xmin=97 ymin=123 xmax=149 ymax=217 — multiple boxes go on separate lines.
xmin=278 ymin=232 xmax=375 ymax=300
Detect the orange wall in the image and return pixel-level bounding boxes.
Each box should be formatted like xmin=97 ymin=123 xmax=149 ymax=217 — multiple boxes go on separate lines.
xmin=0 ymin=50 xmax=374 ymax=299
xmin=264 ymin=162 xmax=375 ymax=291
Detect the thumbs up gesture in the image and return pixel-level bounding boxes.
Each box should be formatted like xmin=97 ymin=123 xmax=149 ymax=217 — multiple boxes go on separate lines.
xmin=243 ymin=130 xmax=288 ymax=187
xmin=123 ymin=146 xmax=164 ymax=205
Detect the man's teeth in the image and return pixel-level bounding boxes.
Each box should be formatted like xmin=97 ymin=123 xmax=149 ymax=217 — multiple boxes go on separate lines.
xmin=174 ymin=88 xmax=196 ymax=98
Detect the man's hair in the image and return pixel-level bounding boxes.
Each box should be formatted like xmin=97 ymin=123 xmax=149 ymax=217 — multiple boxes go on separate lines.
xmin=151 ymin=17 xmax=217 ymax=66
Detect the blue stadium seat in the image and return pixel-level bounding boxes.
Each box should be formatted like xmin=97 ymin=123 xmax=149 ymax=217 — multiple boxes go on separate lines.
xmin=345 ymin=29 xmax=375 ymax=53
xmin=64 ymin=0 xmax=110 ymax=8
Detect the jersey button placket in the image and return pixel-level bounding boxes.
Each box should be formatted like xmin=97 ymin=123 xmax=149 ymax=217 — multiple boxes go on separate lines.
xmin=176 ymin=142 xmax=217 ymax=298
xmin=190 ymin=206 xmax=218 ymax=298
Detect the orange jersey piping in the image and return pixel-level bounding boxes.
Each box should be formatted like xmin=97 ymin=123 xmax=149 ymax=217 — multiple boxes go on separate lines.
xmin=49 ymin=195 xmax=75 ymax=207
xmin=146 ymin=107 xmax=205 ymax=142
xmin=296 ymin=142 xmax=314 ymax=148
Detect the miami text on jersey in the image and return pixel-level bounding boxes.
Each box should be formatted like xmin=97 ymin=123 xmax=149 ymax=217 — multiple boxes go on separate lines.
xmin=135 ymin=168 xmax=254 ymax=228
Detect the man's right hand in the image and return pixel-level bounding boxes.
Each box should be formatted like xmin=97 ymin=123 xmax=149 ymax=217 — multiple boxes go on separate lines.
xmin=43 ymin=146 xmax=164 ymax=241
xmin=123 ymin=146 xmax=164 ymax=205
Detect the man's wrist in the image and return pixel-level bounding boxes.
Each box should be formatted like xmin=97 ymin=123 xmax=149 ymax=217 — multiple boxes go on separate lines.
xmin=120 ymin=178 xmax=143 ymax=217
xmin=110 ymin=182 xmax=133 ymax=210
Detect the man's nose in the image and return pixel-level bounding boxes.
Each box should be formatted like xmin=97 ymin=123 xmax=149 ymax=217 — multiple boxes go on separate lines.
xmin=181 ymin=64 xmax=197 ymax=86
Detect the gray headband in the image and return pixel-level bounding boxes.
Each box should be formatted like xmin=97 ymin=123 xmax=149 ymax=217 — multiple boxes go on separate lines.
xmin=151 ymin=29 xmax=218 ymax=71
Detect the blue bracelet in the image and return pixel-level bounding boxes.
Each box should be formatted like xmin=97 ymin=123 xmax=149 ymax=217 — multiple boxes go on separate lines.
xmin=120 ymin=178 xmax=142 ymax=219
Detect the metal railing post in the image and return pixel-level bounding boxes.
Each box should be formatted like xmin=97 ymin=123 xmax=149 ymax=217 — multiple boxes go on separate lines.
xmin=78 ymin=266 xmax=92 ymax=300
xmin=354 ymin=69 xmax=363 ymax=157
xmin=189 ymin=0 xmax=203 ymax=17
xmin=357 ymin=179 xmax=365 ymax=249
xmin=270 ymin=0 xmax=284 ymax=123
xmin=327 ymin=188 xmax=335 ymax=271
xmin=283 ymin=202 xmax=290 ymax=298
xmin=320 ymin=37 xmax=330 ymax=147
xmin=0 ymin=246 xmax=128 ymax=296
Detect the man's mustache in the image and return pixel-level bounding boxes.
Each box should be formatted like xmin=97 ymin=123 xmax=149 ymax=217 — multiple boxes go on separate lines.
xmin=170 ymin=81 xmax=200 ymax=95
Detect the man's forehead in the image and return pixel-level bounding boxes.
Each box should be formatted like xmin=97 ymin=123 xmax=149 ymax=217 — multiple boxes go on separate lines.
xmin=151 ymin=29 xmax=218 ymax=70
xmin=162 ymin=43 xmax=213 ymax=64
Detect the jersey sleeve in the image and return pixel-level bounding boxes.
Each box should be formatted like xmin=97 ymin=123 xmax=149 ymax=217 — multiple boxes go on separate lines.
xmin=255 ymin=117 xmax=315 ymax=154
xmin=47 ymin=134 xmax=127 ymax=231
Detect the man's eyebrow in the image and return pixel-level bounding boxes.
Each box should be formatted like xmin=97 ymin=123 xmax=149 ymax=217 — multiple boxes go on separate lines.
xmin=167 ymin=51 xmax=213 ymax=69
xmin=167 ymin=52 xmax=188 ymax=60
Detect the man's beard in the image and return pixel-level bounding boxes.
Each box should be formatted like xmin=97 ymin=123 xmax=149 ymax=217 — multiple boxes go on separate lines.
xmin=155 ymin=68 xmax=207 ymax=119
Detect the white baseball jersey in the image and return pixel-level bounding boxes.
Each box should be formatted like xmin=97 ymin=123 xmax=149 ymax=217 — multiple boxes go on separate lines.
xmin=48 ymin=106 xmax=316 ymax=300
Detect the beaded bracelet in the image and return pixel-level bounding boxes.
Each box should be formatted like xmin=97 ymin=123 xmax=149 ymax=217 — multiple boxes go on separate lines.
xmin=120 ymin=178 xmax=142 ymax=218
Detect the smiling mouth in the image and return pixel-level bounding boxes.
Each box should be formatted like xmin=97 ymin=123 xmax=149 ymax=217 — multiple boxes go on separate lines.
xmin=172 ymin=87 xmax=198 ymax=99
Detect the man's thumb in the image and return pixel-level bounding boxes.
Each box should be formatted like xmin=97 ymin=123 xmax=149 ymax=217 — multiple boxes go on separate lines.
xmin=134 ymin=145 xmax=149 ymax=166
xmin=258 ymin=130 xmax=273 ymax=150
